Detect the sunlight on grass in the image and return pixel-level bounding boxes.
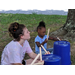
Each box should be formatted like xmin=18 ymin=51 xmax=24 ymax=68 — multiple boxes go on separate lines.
xmin=1 ymin=13 xmax=75 ymax=64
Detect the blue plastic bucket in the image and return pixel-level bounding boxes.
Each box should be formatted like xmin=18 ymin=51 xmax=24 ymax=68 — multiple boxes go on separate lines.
xmin=53 ymin=41 xmax=71 ymax=65
xmin=42 ymin=54 xmax=61 ymax=65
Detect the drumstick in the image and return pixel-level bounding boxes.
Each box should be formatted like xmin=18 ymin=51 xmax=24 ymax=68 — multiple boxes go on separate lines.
xmin=31 ymin=54 xmax=40 ymax=65
xmin=33 ymin=61 xmax=44 ymax=65
xmin=47 ymin=29 xmax=50 ymax=40
xmin=39 ymin=47 xmax=42 ymax=61
xmin=41 ymin=45 xmax=48 ymax=53
xmin=57 ymin=37 xmax=61 ymax=41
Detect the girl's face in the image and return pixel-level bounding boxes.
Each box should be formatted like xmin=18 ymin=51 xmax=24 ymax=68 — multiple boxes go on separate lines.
xmin=38 ymin=27 xmax=46 ymax=38
xmin=21 ymin=27 xmax=30 ymax=40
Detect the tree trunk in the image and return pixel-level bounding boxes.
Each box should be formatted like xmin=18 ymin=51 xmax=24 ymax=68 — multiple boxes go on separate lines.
xmin=63 ymin=9 xmax=75 ymax=31
xmin=50 ymin=9 xmax=75 ymax=41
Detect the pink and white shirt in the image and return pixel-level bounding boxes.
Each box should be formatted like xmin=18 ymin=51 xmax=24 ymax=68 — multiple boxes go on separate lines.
xmin=1 ymin=40 xmax=32 ymax=65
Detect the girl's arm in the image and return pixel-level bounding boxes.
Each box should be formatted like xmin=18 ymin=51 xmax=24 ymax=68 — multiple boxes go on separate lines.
xmin=28 ymin=52 xmax=40 ymax=60
xmin=35 ymin=39 xmax=48 ymax=47
xmin=48 ymin=36 xmax=59 ymax=41
xmin=12 ymin=63 xmax=23 ymax=65
xmin=28 ymin=51 xmax=50 ymax=61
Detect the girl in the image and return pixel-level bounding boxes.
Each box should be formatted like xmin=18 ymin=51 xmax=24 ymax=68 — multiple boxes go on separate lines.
xmin=35 ymin=21 xmax=60 ymax=55
xmin=1 ymin=22 xmax=44 ymax=65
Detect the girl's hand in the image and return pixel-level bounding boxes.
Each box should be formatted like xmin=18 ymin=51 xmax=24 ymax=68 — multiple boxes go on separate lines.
xmin=45 ymin=51 xmax=50 ymax=55
xmin=34 ymin=60 xmax=44 ymax=65
xmin=38 ymin=60 xmax=44 ymax=65
xmin=44 ymin=39 xmax=48 ymax=43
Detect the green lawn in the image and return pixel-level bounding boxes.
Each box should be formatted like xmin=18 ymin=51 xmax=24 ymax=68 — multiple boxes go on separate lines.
xmin=1 ymin=13 xmax=74 ymax=65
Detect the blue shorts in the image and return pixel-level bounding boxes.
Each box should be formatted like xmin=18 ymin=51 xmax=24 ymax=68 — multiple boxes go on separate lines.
xmin=35 ymin=48 xmax=53 ymax=55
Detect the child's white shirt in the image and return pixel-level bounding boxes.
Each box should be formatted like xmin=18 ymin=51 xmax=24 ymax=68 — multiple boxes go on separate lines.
xmin=1 ymin=40 xmax=32 ymax=65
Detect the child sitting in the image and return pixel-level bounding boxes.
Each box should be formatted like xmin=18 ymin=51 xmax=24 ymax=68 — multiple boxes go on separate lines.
xmin=35 ymin=21 xmax=59 ymax=55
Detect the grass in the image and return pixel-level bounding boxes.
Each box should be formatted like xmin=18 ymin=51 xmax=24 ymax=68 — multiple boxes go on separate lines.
xmin=0 ymin=13 xmax=74 ymax=65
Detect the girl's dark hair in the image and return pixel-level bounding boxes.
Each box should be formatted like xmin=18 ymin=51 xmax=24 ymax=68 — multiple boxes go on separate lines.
xmin=8 ymin=22 xmax=26 ymax=41
xmin=37 ymin=21 xmax=46 ymax=31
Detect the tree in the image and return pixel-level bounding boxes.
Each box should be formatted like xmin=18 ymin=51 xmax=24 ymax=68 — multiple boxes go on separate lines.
xmin=50 ymin=9 xmax=75 ymax=41
xmin=63 ymin=9 xmax=75 ymax=31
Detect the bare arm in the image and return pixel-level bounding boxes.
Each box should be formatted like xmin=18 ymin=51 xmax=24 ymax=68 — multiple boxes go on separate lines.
xmin=35 ymin=39 xmax=48 ymax=47
xmin=28 ymin=52 xmax=40 ymax=60
xmin=12 ymin=63 xmax=23 ymax=65
xmin=48 ymin=36 xmax=59 ymax=41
